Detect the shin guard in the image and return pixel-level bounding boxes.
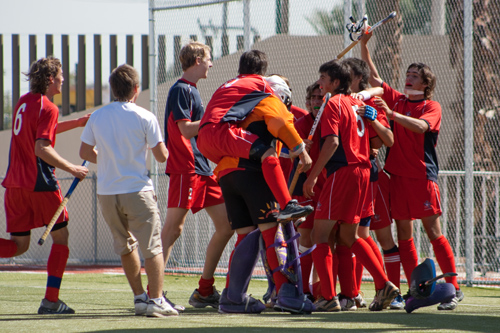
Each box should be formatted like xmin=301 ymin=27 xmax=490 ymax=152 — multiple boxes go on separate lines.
xmin=227 ymin=228 xmax=261 ymax=303
xmin=405 ymin=283 xmax=456 ymax=313
xmin=272 ymin=222 xmax=315 ymax=313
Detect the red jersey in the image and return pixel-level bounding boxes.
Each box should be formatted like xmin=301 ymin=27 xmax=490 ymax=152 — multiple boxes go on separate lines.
xmin=290 ymin=112 xmax=327 ymax=196
xmin=321 ymin=94 xmax=371 ymax=177
xmin=381 ymin=82 xmax=441 ymax=181
xmin=164 ymin=79 xmax=212 ymax=176
xmin=2 ymin=93 xmax=60 ymax=191
xmin=289 ymin=105 xmax=308 ymax=122
xmin=201 ymin=74 xmax=274 ymax=126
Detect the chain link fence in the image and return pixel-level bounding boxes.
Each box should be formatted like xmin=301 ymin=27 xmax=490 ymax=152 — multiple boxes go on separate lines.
xmin=2 ymin=0 xmax=500 ymax=285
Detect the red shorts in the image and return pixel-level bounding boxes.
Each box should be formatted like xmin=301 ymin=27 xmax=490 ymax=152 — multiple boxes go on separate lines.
xmin=315 ymin=165 xmax=370 ymax=224
xmin=361 ymin=181 xmax=375 ymax=219
xmin=389 ymin=174 xmax=442 ymax=220
xmin=167 ymin=173 xmax=224 ymax=213
xmin=371 ymin=171 xmax=392 ymax=230
xmin=198 ymin=122 xmax=259 ymax=164
xmin=4 ymin=187 xmax=68 ymax=233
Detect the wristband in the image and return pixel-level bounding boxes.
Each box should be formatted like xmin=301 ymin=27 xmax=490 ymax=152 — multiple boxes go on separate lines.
xmin=358 ymin=90 xmax=371 ymax=101
xmin=289 ymin=142 xmax=305 ymax=158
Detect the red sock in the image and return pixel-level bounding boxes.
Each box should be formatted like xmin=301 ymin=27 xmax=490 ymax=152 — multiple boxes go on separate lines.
xmin=351 ymin=238 xmax=388 ymax=290
xmin=383 ymin=246 xmax=401 ymax=289
xmin=45 ymin=244 xmax=69 ymax=302
xmin=364 ymin=236 xmax=383 ymax=266
xmin=431 ymin=235 xmax=459 ymax=290
xmin=225 ymin=233 xmax=247 ymax=288
xmin=198 ymin=277 xmax=215 ymax=297
xmin=312 ymin=243 xmax=335 ymax=300
xmin=0 ymin=238 xmax=17 ymax=258
xmin=261 ymin=156 xmax=291 ymax=208
xmin=355 ymin=260 xmax=363 ymax=294
xmin=299 ymin=249 xmax=313 ymax=294
xmin=336 ymin=245 xmax=356 ymax=298
xmin=398 ymin=238 xmax=418 ymax=283
xmin=331 ymin=251 xmax=338 ymax=293
xmin=262 ymin=227 xmax=288 ymax=294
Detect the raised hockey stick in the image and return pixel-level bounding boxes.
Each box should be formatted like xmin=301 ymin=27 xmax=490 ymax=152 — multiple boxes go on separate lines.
xmin=336 ymin=11 xmax=397 ymax=59
xmin=288 ymin=92 xmax=332 ymax=195
xmin=38 ymin=160 xmax=89 ymax=246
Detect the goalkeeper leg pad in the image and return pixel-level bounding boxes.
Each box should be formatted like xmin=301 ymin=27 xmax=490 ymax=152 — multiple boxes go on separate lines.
xmin=227 ymin=228 xmax=261 ymax=303
xmin=404 ymin=283 xmax=456 ymax=313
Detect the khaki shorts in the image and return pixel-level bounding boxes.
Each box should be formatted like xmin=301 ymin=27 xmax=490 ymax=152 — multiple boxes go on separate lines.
xmin=98 ymin=191 xmax=162 ymax=259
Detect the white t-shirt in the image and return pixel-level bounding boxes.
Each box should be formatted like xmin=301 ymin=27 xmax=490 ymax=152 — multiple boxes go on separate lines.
xmin=81 ymin=101 xmax=163 ymax=195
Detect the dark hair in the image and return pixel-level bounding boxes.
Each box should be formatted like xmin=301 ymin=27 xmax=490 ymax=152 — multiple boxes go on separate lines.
xmin=238 ymin=50 xmax=268 ymax=75
xmin=306 ymin=82 xmax=321 ymax=100
xmin=342 ymin=58 xmax=370 ymax=91
xmin=179 ymin=41 xmax=211 ymax=71
xmin=109 ymin=64 xmax=140 ymax=101
xmin=407 ymin=62 xmax=436 ymax=100
xmin=25 ymin=56 xmax=62 ymax=94
xmin=318 ymin=59 xmax=351 ymax=95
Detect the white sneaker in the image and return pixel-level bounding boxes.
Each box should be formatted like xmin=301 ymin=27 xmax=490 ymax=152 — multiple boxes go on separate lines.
xmin=134 ymin=297 xmax=149 ymax=316
xmin=146 ymin=298 xmax=179 ymax=317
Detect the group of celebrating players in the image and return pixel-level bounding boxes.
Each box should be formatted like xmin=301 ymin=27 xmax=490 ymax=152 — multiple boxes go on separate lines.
xmin=1 ymin=28 xmax=463 ymax=317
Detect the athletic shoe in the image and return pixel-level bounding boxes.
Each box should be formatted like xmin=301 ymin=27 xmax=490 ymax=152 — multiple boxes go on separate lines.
xmin=339 ymin=294 xmax=357 ymax=311
xmin=163 ymin=291 xmax=185 ymax=312
xmin=277 ymin=200 xmax=314 ymax=222
xmin=313 ymin=296 xmax=341 ymax=312
xmin=134 ymin=297 xmax=149 ymax=315
xmin=146 ymin=298 xmax=179 ymax=317
xmin=38 ymin=298 xmax=75 ymax=314
xmin=354 ymin=292 xmax=367 ymax=308
xmin=369 ymin=281 xmax=400 ymax=311
xmin=188 ymin=287 xmax=220 ymax=309
xmin=218 ymin=288 xmax=266 ymax=314
xmin=389 ymin=294 xmax=404 ymax=310
xmin=437 ymin=288 xmax=464 ymax=310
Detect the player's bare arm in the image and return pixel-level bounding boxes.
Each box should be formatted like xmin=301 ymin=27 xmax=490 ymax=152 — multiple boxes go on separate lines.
xmin=56 ymin=113 xmax=91 ymax=133
xmin=151 ymin=142 xmax=169 ymax=163
xmin=297 ymin=149 xmax=312 ymax=173
xmin=35 ymin=139 xmax=88 ymax=179
xmin=360 ymin=32 xmax=383 ymax=88
xmin=177 ymin=119 xmax=200 ymax=139
xmin=372 ymin=97 xmax=428 ymax=134
xmin=303 ymin=135 xmax=338 ymax=199
xmin=79 ymin=142 xmax=98 ymax=164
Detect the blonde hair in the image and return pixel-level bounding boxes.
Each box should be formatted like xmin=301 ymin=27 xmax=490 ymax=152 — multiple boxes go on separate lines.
xmin=179 ymin=41 xmax=211 ymax=71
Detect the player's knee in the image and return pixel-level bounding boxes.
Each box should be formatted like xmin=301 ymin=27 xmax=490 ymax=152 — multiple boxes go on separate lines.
xmin=248 ymin=140 xmax=272 ymax=161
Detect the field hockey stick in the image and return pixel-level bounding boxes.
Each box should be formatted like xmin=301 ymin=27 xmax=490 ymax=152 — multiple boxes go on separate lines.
xmin=336 ymin=11 xmax=397 ymax=59
xmin=38 ymin=160 xmax=89 ymax=246
xmin=288 ymin=92 xmax=332 ymax=195
xmin=421 ymin=272 xmax=458 ymax=287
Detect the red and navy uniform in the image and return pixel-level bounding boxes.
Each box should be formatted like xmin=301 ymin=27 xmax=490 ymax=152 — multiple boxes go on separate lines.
xmin=165 ymin=79 xmax=212 ymax=176
xmin=3 ymin=93 xmax=60 ymax=192
xmin=3 ymin=92 xmax=68 ymax=233
xmin=381 ymin=82 xmax=441 ymax=182
xmin=321 ymin=94 xmax=371 ymax=177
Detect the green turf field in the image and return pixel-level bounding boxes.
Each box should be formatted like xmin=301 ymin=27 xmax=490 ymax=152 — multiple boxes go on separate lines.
xmin=1 ymin=272 xmax=499 ymax=332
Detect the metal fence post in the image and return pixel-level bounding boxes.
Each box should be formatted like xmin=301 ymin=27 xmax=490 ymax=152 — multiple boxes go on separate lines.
xmin=463 ymin=0 xmax=475 ymax=287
